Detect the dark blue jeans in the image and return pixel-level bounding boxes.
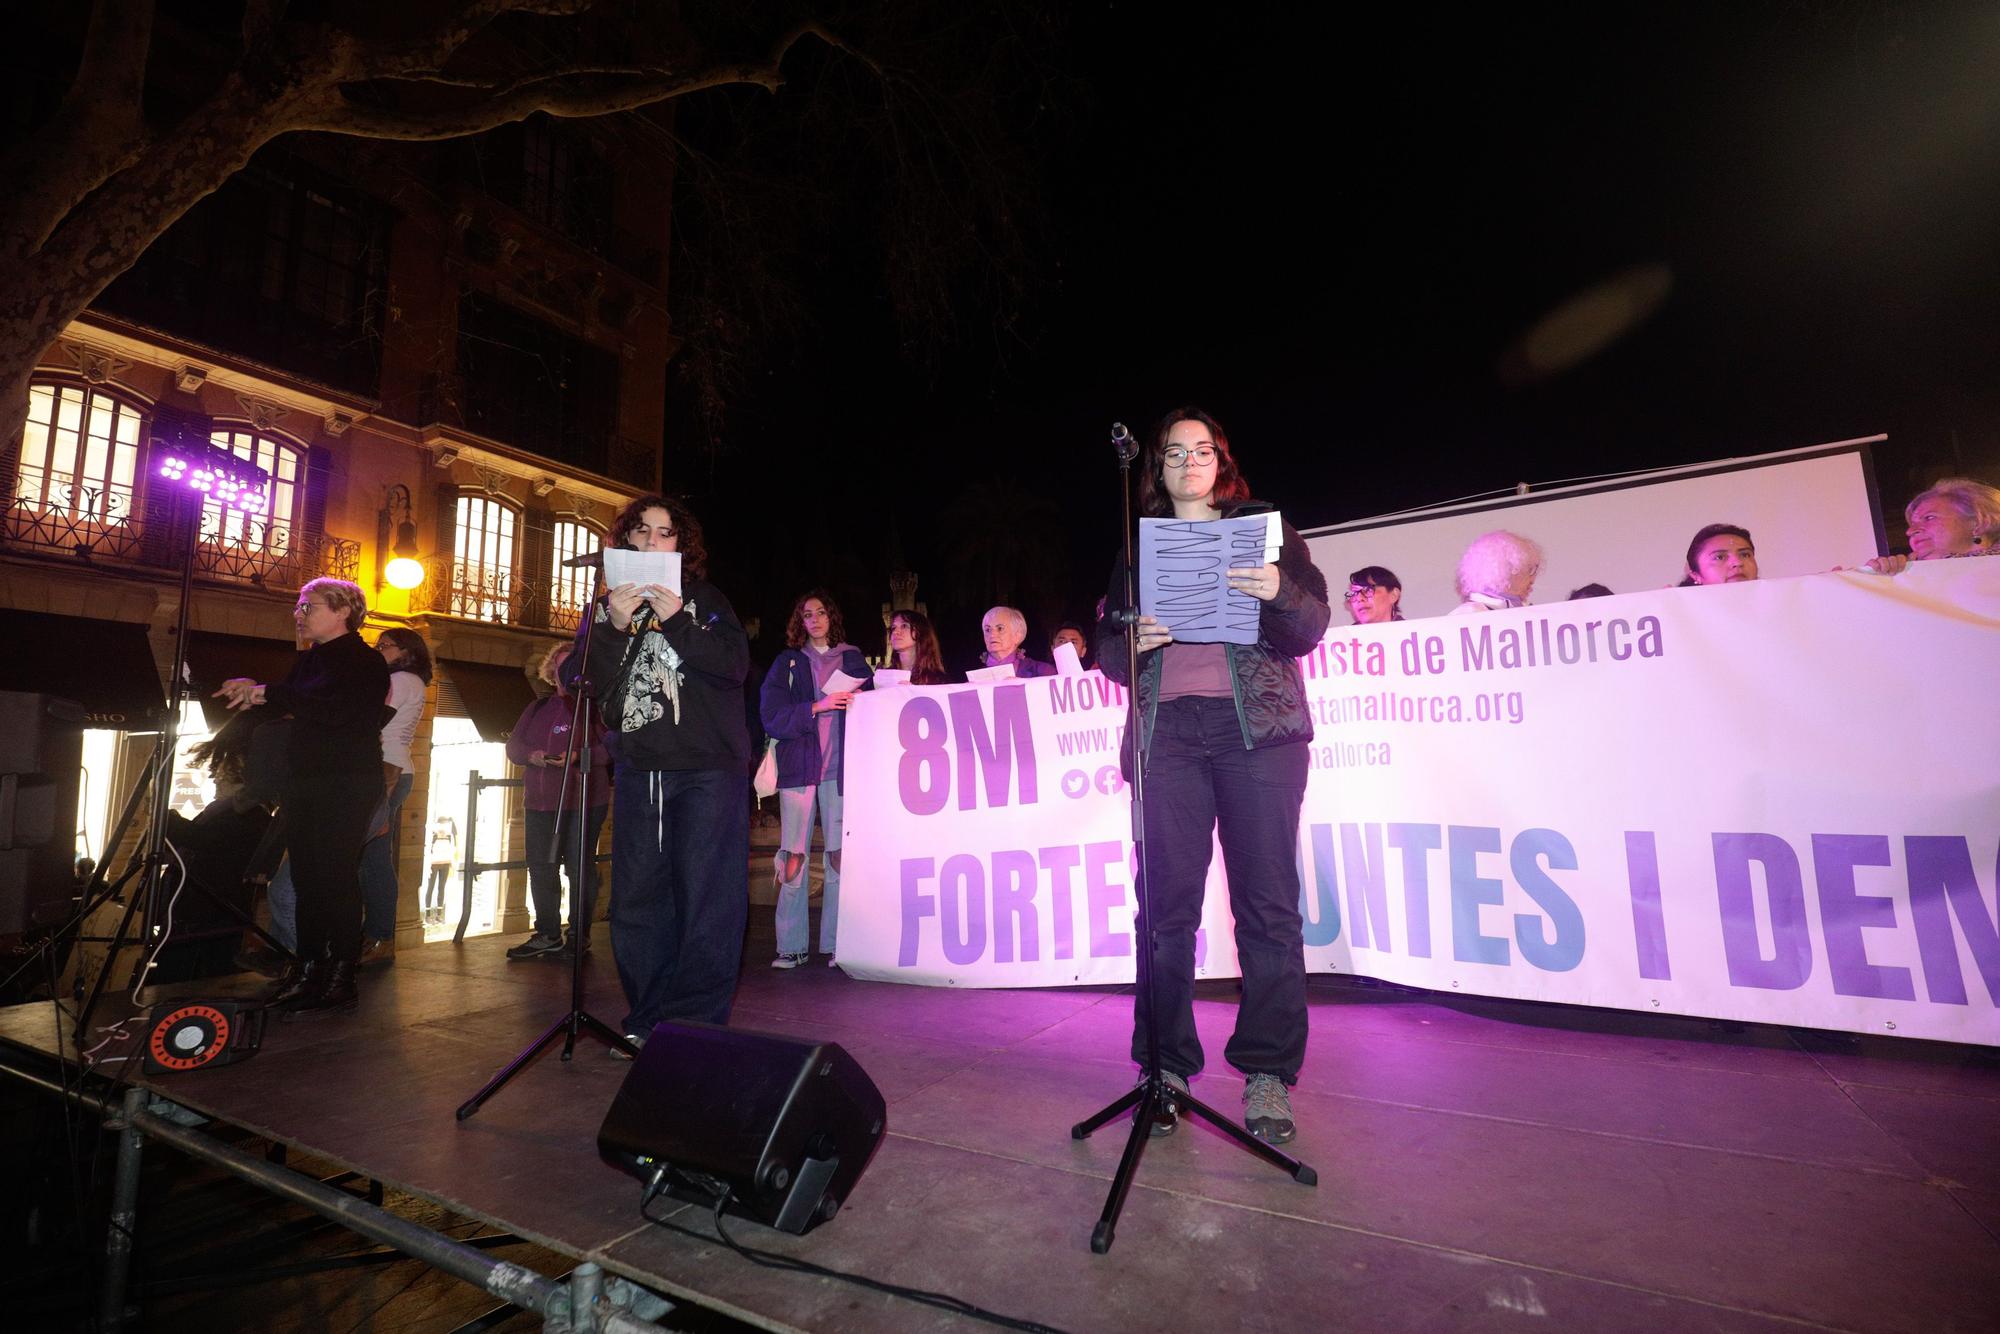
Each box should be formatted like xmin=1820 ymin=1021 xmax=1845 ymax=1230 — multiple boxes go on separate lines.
xmin=610 ymin=767 xmax=750 ymax=1033
xmin=359 ymin=771 xmax=414 ymax=942
xmin=525 ymin=803 xmax=607 ymax=938
xmin=1132 ymin=695 xmax=1310 ymax=1083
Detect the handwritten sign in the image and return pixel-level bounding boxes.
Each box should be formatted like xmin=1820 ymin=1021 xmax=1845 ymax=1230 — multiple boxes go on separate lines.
xmin=1139 ymin=514 xmax=1281 ymax=644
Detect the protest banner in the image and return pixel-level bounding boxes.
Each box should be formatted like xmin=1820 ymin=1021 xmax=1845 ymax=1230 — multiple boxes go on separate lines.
xmin=839 ymin=560 xmax=2000 ymax=1044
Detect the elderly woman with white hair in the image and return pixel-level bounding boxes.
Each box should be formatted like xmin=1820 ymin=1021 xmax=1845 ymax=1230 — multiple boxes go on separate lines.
xmin=1450 ymin=530 xmax=1545 ymax=614
xmin=1859 ymin=478 xmax=2000 ymax=573
xmin=974 ymin=605 xmax=1056 ymax=678
xmin=215 ymin=577 xmax=390 ymax=1018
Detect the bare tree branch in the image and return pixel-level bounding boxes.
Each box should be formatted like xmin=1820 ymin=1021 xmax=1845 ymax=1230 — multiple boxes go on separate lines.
xmin=307 ymin=23 xmax=846 ymax=140
xmin=0 ymin=0 xmax=158 ymax=264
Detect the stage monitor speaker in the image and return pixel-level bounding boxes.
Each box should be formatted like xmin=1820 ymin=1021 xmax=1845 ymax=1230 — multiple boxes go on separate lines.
xmin=599 ymin=1021 xmax=886 ymax=1235
xmin=0 ymin=692 xmax=87 ymax=934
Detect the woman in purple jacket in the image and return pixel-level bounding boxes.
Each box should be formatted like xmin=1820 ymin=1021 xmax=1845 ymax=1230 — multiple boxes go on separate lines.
xmin=505 ymin=643 xmax=611 ymax=959
xmin=758 ymin=589 xmax=872 ymax=968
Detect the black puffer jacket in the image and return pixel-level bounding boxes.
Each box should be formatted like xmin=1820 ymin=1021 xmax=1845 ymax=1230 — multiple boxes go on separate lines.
xmin=1095 ymin=501 xmax=1331 ymax=776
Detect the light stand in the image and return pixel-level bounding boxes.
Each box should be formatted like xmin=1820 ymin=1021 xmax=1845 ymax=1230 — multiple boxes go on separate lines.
xmin=458 ymin=581 xmax=634 ymax=1121
xmin=1068 ymin=421 xmax=1315 ymax=1254
xmin=70 ymin=438 xmax=275 ymax=1041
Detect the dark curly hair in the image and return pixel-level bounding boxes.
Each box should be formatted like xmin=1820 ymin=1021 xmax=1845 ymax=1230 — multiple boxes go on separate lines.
xmin=1135 ymin=406 xmax=1254 ymax=519
xmin=785 ymin=588 xmax=846 ymax=649
xmin=610 ymin=493 xmax=708 ymax=579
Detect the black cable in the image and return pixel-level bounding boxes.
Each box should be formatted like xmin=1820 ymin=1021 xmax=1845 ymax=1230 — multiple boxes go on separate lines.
xmin=636 ymin=1178 xmax=1069 ymax=1334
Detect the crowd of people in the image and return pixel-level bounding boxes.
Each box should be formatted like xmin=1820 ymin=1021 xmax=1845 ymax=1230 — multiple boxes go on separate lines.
xmin=187 ymin=413 xmax=1992 ymax=1152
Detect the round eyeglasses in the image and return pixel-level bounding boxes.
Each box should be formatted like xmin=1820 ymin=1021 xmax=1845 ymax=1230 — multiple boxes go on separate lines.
xmin=1161 ymin=446 xmax=1218 ymax=469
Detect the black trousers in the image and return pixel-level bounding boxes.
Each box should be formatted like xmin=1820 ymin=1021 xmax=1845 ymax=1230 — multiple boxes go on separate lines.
xmin=1132 ymin=695 xmax=1310 ymax=1083
xmin=610 ymin=767 xmax=750 ymax=1034
xmin=284 ymin=771 xmax=380 ymax=964
xmin=525 ymin=803 xmax=608 ymax=938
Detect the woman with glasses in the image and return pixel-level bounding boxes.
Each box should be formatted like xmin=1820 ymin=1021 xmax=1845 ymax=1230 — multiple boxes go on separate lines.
xmin=885 ymin=608 xmax=951 ymax=685
xmin=760 ymin=590 xmax=873 ymax=968
xmin=578 ymin=494 xmax=752 ymax=1048
xmin=215 ymin=577 xmax=391 ymax=1018
xmin=1344 ymin=567 xmax=1404 ymax=624
xmin=1093 ymin=406 xmax=1331 ymax=1148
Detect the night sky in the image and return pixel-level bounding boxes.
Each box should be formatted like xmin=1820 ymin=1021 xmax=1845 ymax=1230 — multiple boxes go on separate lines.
xmin=684 ymin=3 xmax=2000 ymax=666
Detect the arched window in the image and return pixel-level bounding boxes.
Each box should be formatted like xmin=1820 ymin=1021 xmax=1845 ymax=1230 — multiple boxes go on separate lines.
xmin=16 ymin=380 xmax=145 ymax=523
xmin=453 ymin=493 xmax=517 ymax=622
xmin=204 ymin=426 xmax=306 ymax=557
xmin=549 ymin=519 xmax=601 ymax=632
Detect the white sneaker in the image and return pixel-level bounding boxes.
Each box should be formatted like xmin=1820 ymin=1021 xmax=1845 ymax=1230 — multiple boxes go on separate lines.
xmin=771 ymin=952 xmax=808 ymax=969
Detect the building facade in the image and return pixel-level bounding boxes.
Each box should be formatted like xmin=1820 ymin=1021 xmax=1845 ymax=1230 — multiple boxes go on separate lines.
xmin=0 ymin=115 xmax=676 ymax=955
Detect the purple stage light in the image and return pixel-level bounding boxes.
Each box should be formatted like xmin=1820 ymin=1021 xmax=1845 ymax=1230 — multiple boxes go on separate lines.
xmin=155 ymin=441 xmax=270 ymax=508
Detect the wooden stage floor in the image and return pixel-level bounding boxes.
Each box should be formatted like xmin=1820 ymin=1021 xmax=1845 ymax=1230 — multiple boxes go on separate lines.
xmin=3 ymin=926 xmax=1997 ymax=1333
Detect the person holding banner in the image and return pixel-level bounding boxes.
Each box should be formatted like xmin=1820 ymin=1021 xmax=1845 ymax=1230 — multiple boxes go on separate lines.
xmin=1450 ymin=530 xmax=1543 ymax=613
xmin=581 ymin=494 xmax=752 ymax=1048
xmin=1344 ymin=566 xmax=1405 ymax=624
xmin=1095 ymin=406 xmax=1332 ymax=1146
xmin=885 ymin=609 xmax=951 ymax=684
xmin=1682 ymin=524 xmax=1758 ymax=586
xmin=1860 ymin=477 xmax=2000 ymax=574
xmin=760 ymin=589 xmax=873 ymax=968
xmin=975 ymin=606 xmax=1057 ymax=678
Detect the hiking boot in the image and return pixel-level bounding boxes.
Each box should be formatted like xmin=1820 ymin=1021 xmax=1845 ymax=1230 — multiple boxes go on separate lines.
xmin=1135 ymin=1069 xmax=1190 ymax=1137
xmin=1243 ymin=1073 xmax=1296 ymax=1145
xmin=770 ymin=952 xmax=808 ymax=970
xmin=355 ymin=936 xmax=396 ymax=968
xmin=506 ymin=933 xmax=564 ymax=961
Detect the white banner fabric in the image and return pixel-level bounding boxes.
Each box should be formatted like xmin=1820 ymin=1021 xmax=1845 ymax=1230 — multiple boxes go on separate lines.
xmin=837 ymin=561 xmax=2000 ymax=1045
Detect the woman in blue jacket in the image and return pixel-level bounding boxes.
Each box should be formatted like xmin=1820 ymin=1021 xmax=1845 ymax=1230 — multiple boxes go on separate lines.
xmin=759 ymin=589 xmax=872 ymax=968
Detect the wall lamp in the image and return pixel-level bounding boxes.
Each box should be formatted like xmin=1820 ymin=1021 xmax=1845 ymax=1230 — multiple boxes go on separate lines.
xmin=382 ymin=483 xmax=424 ymax=590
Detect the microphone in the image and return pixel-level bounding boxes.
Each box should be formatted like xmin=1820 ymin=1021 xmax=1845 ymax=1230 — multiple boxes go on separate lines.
xmin=560 ymin=550 xmax=603 ymax=569
xmin=1110 ymin=421 xmax=1139 ymax=463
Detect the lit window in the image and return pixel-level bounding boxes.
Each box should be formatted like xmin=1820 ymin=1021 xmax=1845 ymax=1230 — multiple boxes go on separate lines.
xmin=205 ymin=427 xmax=304 ymax=554
xmin=16 ymin=382 xmax=144 ymax=523
xmin=549 ymin=520 xmax=600 ymax=631
xmin=453 ymin=494 xmax=516 ymax=621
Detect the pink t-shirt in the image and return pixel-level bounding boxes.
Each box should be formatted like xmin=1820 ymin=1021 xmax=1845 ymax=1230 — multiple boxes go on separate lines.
xmin=1157 ymin=641 xmax=1233 ymax=700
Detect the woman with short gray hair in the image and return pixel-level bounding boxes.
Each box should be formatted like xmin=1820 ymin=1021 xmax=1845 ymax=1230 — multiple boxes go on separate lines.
xmin=215 ymin=576 xmax=390 ymax=1018
xmin=1450 ymin=531 xmax=1544 ymax=614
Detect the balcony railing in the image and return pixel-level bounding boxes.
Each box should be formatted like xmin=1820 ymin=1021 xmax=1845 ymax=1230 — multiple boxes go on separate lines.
xmin=412 ymin=555 xmax=589 ymax=635
xmin=4 ymin=489 xmax=359 ymax=589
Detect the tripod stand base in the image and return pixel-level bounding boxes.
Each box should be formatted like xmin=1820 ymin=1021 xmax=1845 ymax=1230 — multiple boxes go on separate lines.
xmin=1072 ymin=1070 xmax=1315 ymax=1254
xmin=455 ymin=1009 xmax=637 ymax=1121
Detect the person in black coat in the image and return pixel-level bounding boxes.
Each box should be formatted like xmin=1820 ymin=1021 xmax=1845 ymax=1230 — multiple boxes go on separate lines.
xmin=217 ymin=577 xmax=390 ymax=1018
xmin=579 ymin=494 xmax=752 ymax=1046
xmin=1095 ymin=406 xmax=1331 ymax=1148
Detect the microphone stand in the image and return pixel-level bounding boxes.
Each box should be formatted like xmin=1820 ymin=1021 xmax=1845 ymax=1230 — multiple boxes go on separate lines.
xmin=458 ymin=593 xmax=636 ymax=1121
xmin=1069 ymin=422 xmax=1315 ymax=1254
